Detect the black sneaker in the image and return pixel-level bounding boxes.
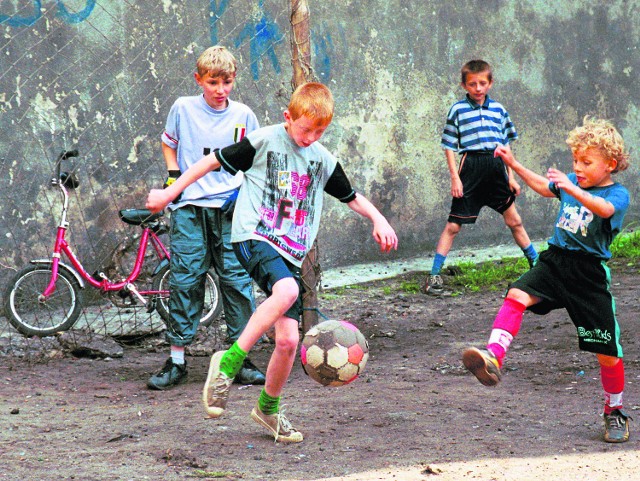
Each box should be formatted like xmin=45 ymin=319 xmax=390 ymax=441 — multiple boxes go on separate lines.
xmin=234 ymin=357 xmax=266 ymax=385
xmin=604 ymin=409 xmax=631 ymax=443
xmin=423 ymin=274 xmax=444 ymax=296
xmin=147 ymin=358 xmax=187 ymax=390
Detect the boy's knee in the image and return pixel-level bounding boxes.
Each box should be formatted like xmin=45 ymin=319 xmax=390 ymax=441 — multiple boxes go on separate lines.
xmin=445 ymin=222 xmax=462 ymax=235
xmin=275 ymin=331 xmax=299 ymax=355
xmin=504 ymin=215 xmax=523 ymax=230
xmin=272 ymin=277 xmax=300 ymax=307
xmin=597 ymin=354 xmax=621 ymax=367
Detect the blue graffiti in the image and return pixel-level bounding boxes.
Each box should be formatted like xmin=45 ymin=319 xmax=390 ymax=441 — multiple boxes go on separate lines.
xmin=313 ymin=27 xmax=334 ymax=81
xmin=235 ymin=0 xmax=284 ymax=80
xmin=1 ymin=0 xmax=95 ymax=26
xmin=209 ymin=0 xmax=230 ymax=45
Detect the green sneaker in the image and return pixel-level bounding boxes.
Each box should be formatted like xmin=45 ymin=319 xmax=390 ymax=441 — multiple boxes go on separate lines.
xmin=250 ymin=405 xmax=303 ymax=443
xmin=604 ymin=409 xmax=631 ymax=443
xmin=462 ymin=347 xmax=502 ymax=386
xmin=202 ymin=350 xmax=233 ymax=418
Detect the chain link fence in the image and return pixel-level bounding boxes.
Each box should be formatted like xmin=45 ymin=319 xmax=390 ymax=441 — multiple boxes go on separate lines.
xmin=0 ymin=1 xmax=295 ymax=356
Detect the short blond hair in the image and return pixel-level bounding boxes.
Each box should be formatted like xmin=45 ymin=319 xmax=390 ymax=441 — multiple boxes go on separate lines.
xmin=288 ymin=82 xmax=334 ymax=125
xmin=196 ymin=45 xmax=237 ymax=78
xmin=566 ymin=116 xmax=630 ymax=173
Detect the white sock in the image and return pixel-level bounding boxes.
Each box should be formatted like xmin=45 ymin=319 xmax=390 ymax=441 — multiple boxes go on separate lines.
xmin=171 ymin=346 xmax=185 ymax=365
xmin=605 ymin=391 xmax=623 ymax=409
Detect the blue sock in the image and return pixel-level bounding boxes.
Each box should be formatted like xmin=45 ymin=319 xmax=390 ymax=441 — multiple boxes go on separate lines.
xmin=522 ymin=244 xmax=538 ymax=262
xmin=431 ymin=253 xmax=446 ymax=275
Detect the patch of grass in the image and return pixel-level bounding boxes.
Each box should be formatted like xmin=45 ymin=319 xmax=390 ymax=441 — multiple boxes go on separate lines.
xmin=399 ymin=280 xmax=421 ymax=294
xmin=611 ymin=227 xmax=640 ymax=259
xmin=448 ymin=257 xmax=529 ymax=292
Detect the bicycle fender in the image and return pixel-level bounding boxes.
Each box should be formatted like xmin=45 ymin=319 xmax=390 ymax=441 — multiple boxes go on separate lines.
xmin=152 ymin=258 xmax=170 ymax=277
xmin=29 ymin=259 xmax=86 ymax=288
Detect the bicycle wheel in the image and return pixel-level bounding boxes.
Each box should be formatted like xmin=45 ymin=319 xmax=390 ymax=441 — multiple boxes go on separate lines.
xmin=3 ymin=264 xmax=83 ymax=337
xmin=153 ymin=265 xmax=223 ymax=328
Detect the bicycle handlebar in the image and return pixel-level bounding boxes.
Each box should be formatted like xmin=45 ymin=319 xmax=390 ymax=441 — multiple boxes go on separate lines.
xmin=53 ymin=150 xmax=79 ymax=187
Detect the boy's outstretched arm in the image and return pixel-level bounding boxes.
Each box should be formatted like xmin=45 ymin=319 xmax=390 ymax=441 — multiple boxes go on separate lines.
xmin=146 ymin=152 xmax=221 ymax=213
xmin=346 ymin=193 xmax=398 ymax=253
xmin=547 ymin=168 xmax=616 ymax=218
xmin=494 ymin=145 xmax=554 ymax=198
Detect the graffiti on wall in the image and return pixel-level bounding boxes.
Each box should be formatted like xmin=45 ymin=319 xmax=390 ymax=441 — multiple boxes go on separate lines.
xmin=1 ymin=0 xmax=330 ymax=81
xmin=0 ymin=0 xmax=96 ymax=25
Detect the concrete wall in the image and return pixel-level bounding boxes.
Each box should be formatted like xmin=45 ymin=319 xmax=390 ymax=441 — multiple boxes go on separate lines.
xmin=1 ymin=1 xmax=639 ymax=287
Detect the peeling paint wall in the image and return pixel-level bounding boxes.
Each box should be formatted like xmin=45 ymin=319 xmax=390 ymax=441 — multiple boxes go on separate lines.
xmin=1 ymin=1 xmax=639 ymax=286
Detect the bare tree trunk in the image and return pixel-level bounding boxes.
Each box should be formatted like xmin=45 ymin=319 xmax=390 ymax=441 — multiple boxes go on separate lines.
xmin=290 ymin=0 xmax=312 ymax=89
xmin=290 ymin=0 xmax=320 ymax=333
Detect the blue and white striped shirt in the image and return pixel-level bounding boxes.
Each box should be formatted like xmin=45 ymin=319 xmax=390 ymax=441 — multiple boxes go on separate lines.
xmin=441 ymin=94 xmax=518 ymax=153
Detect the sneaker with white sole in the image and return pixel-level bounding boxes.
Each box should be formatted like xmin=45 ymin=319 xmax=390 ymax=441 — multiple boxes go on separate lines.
xmin=250 ymin=405 xmax=303 ymax=443
xmin=202 ymin=350 xmax=233 ymax=418
xmin=462 ymin=347 xmax=502 ymax=386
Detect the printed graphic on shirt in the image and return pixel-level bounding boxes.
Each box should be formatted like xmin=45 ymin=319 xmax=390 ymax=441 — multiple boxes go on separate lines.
xmin=234 ymin=123 xmax=247 ymax=143
xmin=556 ymin=203 xmax=593 ymax=237
xmin=255 ymin=150 xmax=322 ymax=262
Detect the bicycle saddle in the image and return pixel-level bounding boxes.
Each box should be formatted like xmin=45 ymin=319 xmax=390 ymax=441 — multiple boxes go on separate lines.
xmin=118 ymin=209 xmax=164 ymax=226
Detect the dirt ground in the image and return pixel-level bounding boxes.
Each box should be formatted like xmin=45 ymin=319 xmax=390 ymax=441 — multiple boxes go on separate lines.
xmin=2 ymin=258 xmax=640 ymax=481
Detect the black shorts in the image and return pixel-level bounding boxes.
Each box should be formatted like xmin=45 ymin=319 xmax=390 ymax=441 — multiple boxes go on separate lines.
xmin=448 ymin=151 xmax=515 ymax=225
xmin=510 ymin=246 xmax=623 ymax=357
xmin=233 ymin=239 xmax=304 ymax=322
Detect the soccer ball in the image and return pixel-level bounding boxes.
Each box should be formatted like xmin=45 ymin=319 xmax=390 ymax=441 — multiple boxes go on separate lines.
xmin=300 ymin=320 xmax=369 ymax=387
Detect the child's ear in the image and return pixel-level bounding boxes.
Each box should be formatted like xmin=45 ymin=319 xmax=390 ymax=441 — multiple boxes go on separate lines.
xmin=608 ymin=159 xmax=618 ymax=172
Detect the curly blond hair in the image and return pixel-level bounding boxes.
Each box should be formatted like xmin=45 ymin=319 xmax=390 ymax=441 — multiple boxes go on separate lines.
xmin=566 ymin=116 xmax=630 ymax=173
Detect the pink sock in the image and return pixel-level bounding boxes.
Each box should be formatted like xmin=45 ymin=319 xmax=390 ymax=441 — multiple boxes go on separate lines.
xmin=486 ymin=297 xmax=526 ymax=366
xmin=601 ymin=360 xmax=625 ymax=413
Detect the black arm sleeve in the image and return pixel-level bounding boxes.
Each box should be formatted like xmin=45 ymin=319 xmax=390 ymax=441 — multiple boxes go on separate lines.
xmin=324 ymin=162 xmax=357 ymax=203
xmin=215 ymin=137 xmax=256 ymax=174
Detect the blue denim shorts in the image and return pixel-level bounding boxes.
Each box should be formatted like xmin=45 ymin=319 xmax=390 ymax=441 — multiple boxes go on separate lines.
xmin=233 ymin=239 xmax=303 ymax=322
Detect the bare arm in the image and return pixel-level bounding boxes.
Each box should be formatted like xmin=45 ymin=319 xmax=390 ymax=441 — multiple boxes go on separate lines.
xmin=162 ymin=142 xmax=179 ymax=171
xmin=501 ymin=144 xmax=522 ymax=196
xmin=346 ymin=193 xmax=398 ymax=253
xmin=546 ymin=169 xmax=616 ymax=218
xmin=444 ymin=149 xmax=463 ymax=198
xmin=146 ymin=152 xmax=221 ymax=213
xmin=494 ymin=145 xmax=554 ymax=197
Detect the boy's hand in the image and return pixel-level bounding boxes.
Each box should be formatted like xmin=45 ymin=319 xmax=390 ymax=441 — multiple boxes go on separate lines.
xmin=146 ymin=189 xmax=171 ymax=214
xmin=509 ymin=177 xmax=521 ymax=196
xmin=372 ymin=219 xmax=398 ymax=253
xmin=451 ymin=177 xmax=463 ymax=198
xmin=494 ymin=145 xmax=516 ymax=168
xmin=546 ymin=167 xmax=573 ymax=191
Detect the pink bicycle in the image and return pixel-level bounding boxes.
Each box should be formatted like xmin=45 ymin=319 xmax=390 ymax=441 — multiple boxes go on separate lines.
xmin=3 ymin=150 xmax=222 ymax=337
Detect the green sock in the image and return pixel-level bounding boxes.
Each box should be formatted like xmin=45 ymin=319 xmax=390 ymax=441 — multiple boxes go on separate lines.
xmin=258 ymin=388 xmax=280 ymax=415
xmin=220 ymin=342 xmax=247 ymax=379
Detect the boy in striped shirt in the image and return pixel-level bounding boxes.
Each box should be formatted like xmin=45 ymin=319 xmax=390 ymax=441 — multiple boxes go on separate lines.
xmin=424 ymin=60 xmax=538 ymax=296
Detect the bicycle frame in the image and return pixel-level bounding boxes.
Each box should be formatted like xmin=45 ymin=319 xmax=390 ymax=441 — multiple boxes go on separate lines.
xmin=40 ymin=152 xmax=170 ymax=305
